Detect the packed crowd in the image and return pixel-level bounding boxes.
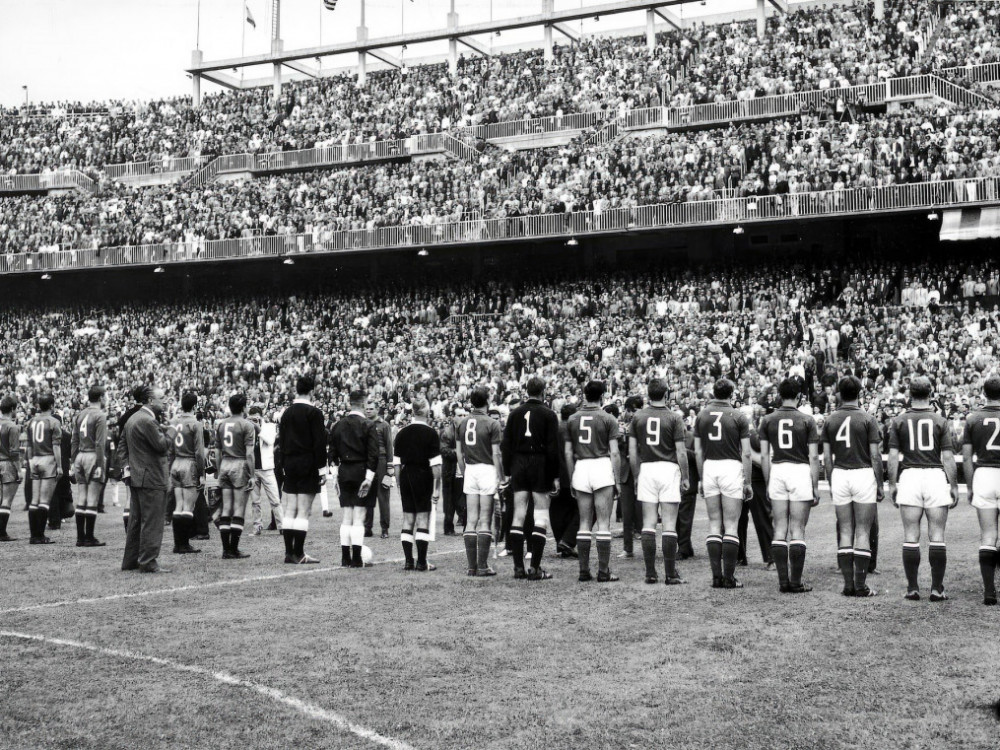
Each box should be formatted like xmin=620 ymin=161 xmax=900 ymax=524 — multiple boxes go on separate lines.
xmin=2 ymin=258 xmax=1000 ymax=441
xmin=925 ymin=0 xmax=1000 ymax=70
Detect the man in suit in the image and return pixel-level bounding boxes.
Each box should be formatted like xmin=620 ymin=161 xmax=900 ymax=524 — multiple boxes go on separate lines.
xmin=364 ymin=403 xmax=394 ymax=538
xmin=118 ymin=386 xmax=173 ymax=573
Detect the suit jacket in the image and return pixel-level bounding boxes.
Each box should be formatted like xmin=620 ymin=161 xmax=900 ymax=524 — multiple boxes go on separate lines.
xmin=117 ymin=406 xmax=171 ymax=490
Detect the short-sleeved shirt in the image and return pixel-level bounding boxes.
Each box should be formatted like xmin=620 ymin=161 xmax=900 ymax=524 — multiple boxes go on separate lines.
xmin=73 ymin=406 xmax=107 ymax=454
xmin=963 ymin=406 xmax=1000 ymax=469
xmin=393 ymin=421 xmax=442 ymax=472
xmin=28 ymin=413 xmax=61 ymax=457
xmin=694 ymin=400 xmax=750 ymax=461
xmin=171 ymin=413 xmax=203 ymax=460
xmin=0 ymin=417 xmax=20 ymax=461
xmin=822 ymin=405 xmax=882 ymax=469
xmin=457 ymin=409 xmax=502 ymax=466
xmin=628 ymin=405 xmax=685 ymax=464
xmin=888 ymin=408 xmax=953 ymax=469
xmin=217 ymin=416 xmax=255 ymax=460
xmin=566 ymin=405 xmax=620 ymax=460
xmin=759 ymin=406 xmax=818 ymax=465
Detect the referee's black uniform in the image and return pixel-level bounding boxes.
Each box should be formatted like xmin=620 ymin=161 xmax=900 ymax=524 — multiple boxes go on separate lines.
xmin=329 ymin=412 xmax=378 ymax=506
xmin=501 ymin=398 xmax=560 ymax=493
xmin=276 ymin=399 xmax=326 ymax=562
xmin=393 ymin=420 xmax=441 ymax=570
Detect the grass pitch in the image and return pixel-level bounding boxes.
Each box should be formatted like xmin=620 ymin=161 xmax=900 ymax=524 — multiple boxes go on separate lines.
xmin=2 ymin=488 xmax=999 ymax=750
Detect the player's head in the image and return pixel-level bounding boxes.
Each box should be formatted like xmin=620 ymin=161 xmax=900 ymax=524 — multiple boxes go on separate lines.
xmin=411 ymin=398 xmax=430 ymax=419
xmin=777 ymin=378 xmax=800 ymax=403
xmin=604 ymin=403 xmax=620 ymax=419
xmin=348 ymin=389 xmax=366 ymax=409
xmin=469 ymin=386 xmax=489 ymax=409
xmin=837 ymin=375 xmax=862 ymax=403
xmin=88 ymin=385 xmax=106 ymax=405
xmin=647 ymin=378 xmax=668 ymax=403
xmin=560 ymin=403 xmax=577 ymax=422
xmin=37 ymin=393 xmax=54 ymax=412
xmin=248 ymin=405 xmax=263 ymax=424
xmin=229 ymin=393 xmax=247 ymax=416
xmin=181 ymin=392 xmax=199 ymax=413
xmin=296 ymin=374 xmax=315 ymax=396
xmin=583 ymin=380 xmax=606 ymax=404
xmin=526 ymin=376 xmax=545 ymax=399
xmin=713 ymin=379 xmax=735 ymax=401
xmin=909 ymin=377 xmax=933 ymax=402
xmin=132 ymin=384 xmax=146 ymax=403
xmin=0 ymin=395 xmax=16 ymax=416
xmin=984 ymin=376 xmax=1000 ymax=402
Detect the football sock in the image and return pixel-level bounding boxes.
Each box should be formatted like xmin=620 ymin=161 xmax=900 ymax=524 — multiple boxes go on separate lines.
xmin=771 ymin=541 xmax=789 ymax=587
xmin=172 ymin=514 xmax=184 ymax=548
xmin=76 ymin=511 xmax=87 ymax=543
xmin=979 ymin=546 xmax=998 ymax=595
xmin=641 ymin=528 xmax=657 ymax=578
xmin=123 ymin=512 xmax=130 ymax=532
xmin=595 ymin=531 xmax=612 ymax=574
xmin=0 ymin=507 xmax=9 ymax=536
xmin=529 ymin=526 xmax=547 ymax=569
xmin=30 ymin=506 xmax=46 ymax=538
xmin=340 ymin=522 xmax=352 ymax=566
xmin=722 ymin=535 xmax=740 ymax=579
xmin=282 ymin=520 xmax=294 ymax=556
xmin=837 ymin=547 xmax=854 ymax=588
xmin=902 ymin=542 xmax=921 ymax=591
xmin=181 ymin=512 xmax=194 ymax=546
xmin=577 ymin=532 xmax=593 ymax=574
xmin=853 ymin=548 xmax=871 ymax=591
xmin=706 ymin=535 xmax=723 ymax=579
xmin=662 ymin=530 xmax=679 ymax=578
xmin=219 ymin=516 xmax=232 ymax=553
xmin=230 ymin=516 xmax=244 ymax=553
xmin=294 ymin=520 xmax=309 ymax=557
xmin=415 ymin=528 xmax=430 ymax=565
xmin=928 ymin=542 xmax=947 ymax=592
xmin=788 ymin=540 xmax=807 ymax=586
xmin=351 ymin=522 xmax=365 ymax=566
xmin=401 ymin=528 xmax=415 ymax=564
xmin=85 ymin=510 xmax=96 ymax=541
xmin=463 ymin=531 xmax=478 ymax=570
xmin=478 ymin=531 xmax=493 ymax=570
xmin=509 ymin=526 xmax=525 ymax=570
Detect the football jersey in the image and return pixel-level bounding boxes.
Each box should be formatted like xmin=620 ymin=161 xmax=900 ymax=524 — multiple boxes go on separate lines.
xmin=759 ymin=406 xmax=818 ymax=465
xmin=566 ymin=405 xmax=620 ymax=460
xmin=171 ymin=413 xmax=204 ymax=460
xmin=822 ymin=406 xmax=882 ymax=469
xmin=457 ymin=409 xmax=502 ymax=466
xmin=217 ymin=416 xmax=255 ymax=460
xmin=962 ymin=406 xmax=1000 ymax=469
xmin=628 ymin=405 xmax=686 ymax=464
xmin=0 ymin=417 xmax=20 ymax=461
xmin=694 ymin=400 xmax=750 ymax=461
xmin=888 ymin=408 xmax=953 ymax=469
xmin=28 ymin=413 xmax=61 ymax=456
xmin=72 ymin=406 xmax=107 ymax=454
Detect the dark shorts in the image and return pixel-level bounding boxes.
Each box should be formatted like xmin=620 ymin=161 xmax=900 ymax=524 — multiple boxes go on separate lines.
xmin=0 ymin=459 xmax=20 ymax=485
xmin=338 ymin=463 xmax=366 ymax=508
xmin=399 ymin=467 xmax=433 ymax=515
xmin=282 ymin=455 xmax=320 ymax=495
xmin=511 ymin=454 xmax=549 ymax=494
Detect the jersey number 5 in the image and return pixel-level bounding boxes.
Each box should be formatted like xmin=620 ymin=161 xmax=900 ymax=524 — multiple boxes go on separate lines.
xmin=223 ymin=423 xmax=235 ymax=448
xmin=579 ymin=416 xmax=593 ymax=444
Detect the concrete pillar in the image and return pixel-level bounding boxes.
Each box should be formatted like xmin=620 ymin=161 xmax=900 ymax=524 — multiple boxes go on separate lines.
xmin=448 ymin=11 xmax=459 ymax=76
xmin=190 ymin=50 xmax=203 ymax=107
xmin=646 ymin=10 xmax=656 ymax=53
xmin=543 ymin=0 xmax=554 ymax=62
xmin=756 ymin=0 xmax=766 ymax=41
xmin=357 ymin=25 xmax=368 ymax=86
xmin=874 ymin=0 xmax=884 ymax=21
xmin=271 ymin=38 xmax=283 ymax=100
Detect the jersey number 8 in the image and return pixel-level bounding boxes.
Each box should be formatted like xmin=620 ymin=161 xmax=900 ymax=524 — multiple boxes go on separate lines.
xmin=465 ymin=419 xmax=478 ymax=446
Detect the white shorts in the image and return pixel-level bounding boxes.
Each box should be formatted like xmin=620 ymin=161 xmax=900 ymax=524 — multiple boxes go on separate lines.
xmin=637 ymin=462 xmax=681 ymax=504
xmin=896 ymin=467 xmax=951 ymax=509
xmin=702 ymin=459 xmax=743 ymax=499
xmin=572 ymin=457 xmax=615 ymax=494
xmin=768 ymin=463 xmax=814 ymax=502
xmin=972 ymin=466 xmax=1000 ymax=510
xmin=830 ymin=467 xmax=878 ymax=506
xmin=463 ymin=463 xmax=498 ymax=496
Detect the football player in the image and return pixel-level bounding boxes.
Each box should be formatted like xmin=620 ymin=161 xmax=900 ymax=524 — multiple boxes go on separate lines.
xmin=215 ymin=394 xmax=256 ymax=560
xmin=169 ymin=392 xmax=205 ymax=554
xmin=759 ymin=378 xmax=820 ymax=594
xmin=0 ymin=395 xmax=21 ymax=542
xmin=329 ymin=390 xmax=378 ymax=569
xmin=886 ymin=377 xmax=959 ymax=602
xmin=694 ymin=379 xmax=752 ymax=588
xmin=628 ymin=379 xmax=690 ymax=585
xmin=457 ymin=386 xmax=505 ymax=577
xmin=25 ymin=393 xmax=62 ymax=545
xmin=71 ymin=385 xmax=109 ymax=548
xmin=565 ymin=380 xmax=621 ymax=582
xmin=823 ymin=376 xmax=884 ymax=597
xmin=961 ymin=375 xmax=1000 ymax=605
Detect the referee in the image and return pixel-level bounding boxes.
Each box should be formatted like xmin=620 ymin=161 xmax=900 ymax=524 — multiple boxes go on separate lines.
xmin=275 ymin=375 xmax=327 ymax=565
xmin=392 ymin=398 xmax=442 ymax=572
xmin=330 ymin=390 xmax=378 ymax=568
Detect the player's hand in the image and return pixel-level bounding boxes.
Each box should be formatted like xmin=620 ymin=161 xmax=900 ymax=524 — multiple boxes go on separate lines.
xmin=359 ymin=480 xmax=372 ymax=498
xmin=318 ymin=475 xmax=326 ymax=487
xmin=551 ymin=478 xmax=561 ymax=496
xmin=614 ymin=482 xmax=621 ymax=498
xmin=381 ymin=474 xmax=392 ymax=489
xmin=966 ymin=482 xmax=974 ymax=505
xmin=811 ymin=491 xmax=820 ymax=507
xmin=68 ymin=475 xmax=76 ymax=485
xmin=876 ymin=485 xmax=885 ymax=503
xmin=886 ymin=484 xmax=897 ymax=508
xmin=432 ymin=490 xmax=440 ymax=504
xmin=680 ymin=476 xmax=690 ymax=493
xmin=742 ymin=483 xmax=753 ymax=502
xmin=92 ymin=467 xmax=103 ymax=482
xmin=950 ymin=486 xmax=960 ymax=508
xmin=499 ymin=478 xmax=510 ymax=492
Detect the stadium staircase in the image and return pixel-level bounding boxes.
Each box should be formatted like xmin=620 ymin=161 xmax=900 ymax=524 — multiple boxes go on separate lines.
xmin=0 ymin=169 xmax=96 ymax=196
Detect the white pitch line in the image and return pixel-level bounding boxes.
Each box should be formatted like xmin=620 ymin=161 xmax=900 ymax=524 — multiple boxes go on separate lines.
xmin=0 ymin=547 xmax=465 ymax=617
xmin=0 ymin=629 xmax=415 ymax=750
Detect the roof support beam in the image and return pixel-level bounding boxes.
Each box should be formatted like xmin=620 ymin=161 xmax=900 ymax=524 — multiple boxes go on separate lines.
xmin=200 ymin=71 xmax=243 ymax=90
xmin=768 ymin=0 xmax=788 ymax=12
xmin=368 ymin=49 xmax=402 ymax=68
xmin=653 ymin=8 xmax=682 ymax=29
xmin=456 ymin=36 xmax=491 ymax=57
xmin=549 ymin=22 xmax=580 ymax=43
xmin=282 ymin=60 xmax=319 ymax=78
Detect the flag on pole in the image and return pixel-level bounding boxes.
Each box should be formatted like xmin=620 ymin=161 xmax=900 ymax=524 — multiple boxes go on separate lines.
xmin=245 ymin=3 xmax=256 ymax=28
xmin=323 ymin=0 xmax=338 ymax=10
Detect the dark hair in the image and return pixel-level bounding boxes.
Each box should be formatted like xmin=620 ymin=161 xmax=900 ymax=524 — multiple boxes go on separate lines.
xmin=88 ymin=385 xmax=106 ymax=404
xmin=348 ymin=389 xmax=367 ymax=406
xmin=132 ymin=384 xmax=147 ymax=403
xmin=560 ymin=403 xmax=577 ymax=421
xmin=647 ymin=378 xmax=668 ymax=402
xmin=985 ymin=376 xmax=1000 ymax=401
xmin=625 ymin=395 xmax=644 ymax=412
xmin=713 ymin=378 xmax=735 ymax=400
xmin=38 ymin=393 xmax=55 ymax=411
xmin=526 ymin=376 xmax=545 ymax=398
xmin=838 ymin=375 xmax=862 ymax=402
xmin=248 ymin=405 xmax=263 ymax=417
xmin=470 ymin=386 xmax=489 ymax=409
xmin=229 ymin=393 xmax=247 ymax=415
xmin=181 ymin=392 xmax=199 ymax=413
xmin=909 ymin=377 xmax=932 ymax=401
xmin=604 ymin=403 xmax=620 ymax=419
xmin=777 ymin=378 xmax=800 ymax=401
xmin=0 ymin=395 xmax=16 ymax=415
xmin=583 ymin=380 xmax=606 ymax=403
xmin=296 ymin=374 xmax=315 ymax=396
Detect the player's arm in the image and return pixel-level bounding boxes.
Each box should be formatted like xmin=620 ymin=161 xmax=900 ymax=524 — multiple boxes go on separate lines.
xmin=500 ymin=415 xmax=513 ymax=477
xmin=194 ymin=423 xmax=206 ymax=480
xmin=94 ymin=414 xmax=108 ymax=479
xmin=610 ymin=438 xmax=621 ymax=493
xmin=430 ymin=431 xmax=442 ymax=502
xmin=564 ymin=437 xmax=576 ymax=496
xmin=492 ymin=442 xmax=505 ymax=486
xmin=808 ymin=442 xmax=820 ymax=503
xmin=675 ymin=439 xmax=690 ymax=492
xmin=886 ymin=448 xmax=899 ymax=505
xmin=943 ymin=448 xmax=959 ymax=508
xmin=70 ymin=416 xmax=80 ymax=460
xmin=365 ymin=424 xmax=379 ymax=480
xmin=694 ymin=436 xmax=704 ymax=494
xmin=244 ymin=422 xmax=255 ymax=487
xmin=545 ymin=410 xmax=561 ymax=493
xmin=311 ymin=410 xmax=328 ymax=482
xmin=759 ymin=437 xmax=771 ymax=488
xmin=741 ymin=436 xmax=752 ymax=498
xmin=628 ymin=436 xmax=640 ymax=486
xmin=962 ymin=443 xmax=975 ymax=502
xmin=385 ymin=424 xmax=395 ymax=480
xmin=823 ymin=443 xmax=834 ymax=486
xmin=455 ymin=431 xmax=466 ymax=479
xmin=52 ymin=425 xmax=62 ymax=477
xmin=25 ymin=425 xmax=33 ymax=465
xmin=869 ymin=441 xmax=884 ymax=500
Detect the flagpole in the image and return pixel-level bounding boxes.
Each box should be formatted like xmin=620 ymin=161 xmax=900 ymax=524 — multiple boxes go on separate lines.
xmin=241 ymin=1 xmax=246 ymax=81
xmin=196 ymin=0 xmax=201 ymax=50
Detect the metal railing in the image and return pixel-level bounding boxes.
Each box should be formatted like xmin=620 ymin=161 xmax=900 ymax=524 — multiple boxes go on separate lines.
xmin=104 ymin=156 xmax=208 ymax=181
xmin=462 ymin=111 xmax=604 ymax=142
xmin=4 ymin=175 xmax=998 ymax=275
xmin=439 ymin=133 xmax=480 ymax=162
xmin=939 ymin=62 xmax=1000 ymax=84
xmin=0 ymin=170 xmax=95 ymax=194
